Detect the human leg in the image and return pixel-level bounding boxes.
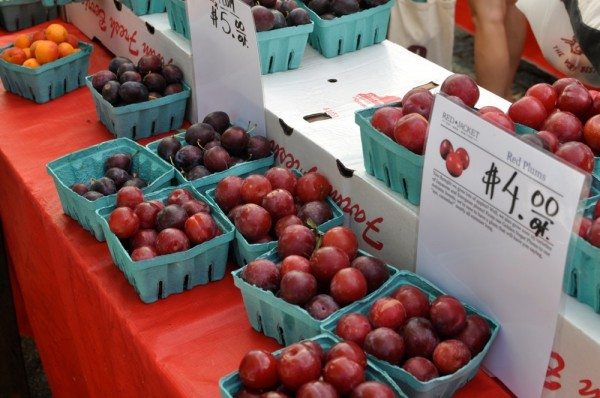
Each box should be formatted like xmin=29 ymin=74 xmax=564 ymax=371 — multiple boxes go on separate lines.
xmin=468 ymin=0 xmax=512 ymax=99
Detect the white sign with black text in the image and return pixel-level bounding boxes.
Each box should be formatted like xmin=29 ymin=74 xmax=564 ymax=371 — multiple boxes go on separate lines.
xmin=186 ymin=0 xmax=266 ymax=134
xmin=417 ymin=94 xmax=590 ymax=398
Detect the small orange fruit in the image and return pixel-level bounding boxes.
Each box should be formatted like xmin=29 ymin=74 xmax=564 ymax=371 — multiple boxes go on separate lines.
xmin=22 ymin=58 xmax=40 ymax=68
xmin=30 ymin=40 xmax=41 ymax=53
xmin=65 ymin=34 xmax=79 ymax=48
xmin=45 ymin=23 xmax=68 ymax=44
xmin=1 ymin=47 xmax=27 ymax=65
xmin=14 ymin=34 xmax=32 ymax=49
xmin=22 ymin=48 xmax=32 ymax=59
xmin=58 ymin=42 xmax=75 ymax=58
xmin=35 ymin=40 xmax=59 ymax=65
xmin=31 ymin=30 xmax=46 ymax=42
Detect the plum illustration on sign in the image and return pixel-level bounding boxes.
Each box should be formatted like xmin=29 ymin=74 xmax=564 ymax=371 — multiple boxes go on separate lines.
xmin=186 ymin=0 xmax=266 ymax=135
xmin=417 ymin=94 xmax=590 ymax=398
xmin=439 ymin=139 xmax=470 ymax=178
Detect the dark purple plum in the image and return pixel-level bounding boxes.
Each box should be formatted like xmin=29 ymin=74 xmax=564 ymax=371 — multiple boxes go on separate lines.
xmin=156 ymin=205 xmax=187 ymax=231
xmin=108 ymin=57 xmax=133 ymax=75
xmin=321 ymin=13 xmax=336 ymax=19
xmin=246 ymin=135 xmax=271 ymax=159
xmin=157 ymin=136 xmax=182 ymax=161
xmin=148 ymin=92 xmax=162 ymax=100
xmin=308 ymin=0 xmax=329 ymax=14
xmin=92 ymin=70 xmax=117 ymax=92
xmin=83 ymin=191 xmax=104 ymax=201
xmin=174 ymin=145 xmax=203 ymax=172
xmin=186 ymin=165 xmax=212 ymax=180
xmin=286 ymin=7 xmax=310 ymax=25
xmin=252 ymin=5 xmax=275 ymax=31
xmin=203 ymin=111 xmax=231 ymax=134
xmin=305 ymin=294 xmax=340 ymax=320
xmin=162 ymin=64 xmax=183 ymax=84
xmin=143 ymin=73 xmax=166 ymax=93
xmin=123 ymin=177 xmax=147 ymax=189
xmin=298 ymin=201 xmax=332 ymax=226
xmin=71 ymin=183 xmax=88 ymax=195
xmin=105 ymin=153 xmax=132 ymax=171
xmin=164 ymin=83 xmax=183 ymax=95
xmin=118 ymin=81 xmax=149 ymax=104
xmin=90 ymin=177 xmax=116 ymax=196
xmin=331 ymin=0 xmax=359 ymax=16
xmin=105 ymin=167 xmax=131 ymax=188
xmin=185 ymin=123 xmax=216 ymax=146
xmin=272 ymin=10 xmax=287 ymax=29
xmin=137 ymin=54 xmax=163 ymax=77
xmin=204 ymin=146 xmax=231 ymax=172
xmin=102 ymin=81 xmax=120 ymax=106
xmin=221 ymin=126 xmax=249 ymax=156
xmin=280 ymin=0 xmax=298 ymax=13
xmin=119 ymin=70 xmax=142 ymax=84
xmin=116 ymin=62 xmax=136 ymax=78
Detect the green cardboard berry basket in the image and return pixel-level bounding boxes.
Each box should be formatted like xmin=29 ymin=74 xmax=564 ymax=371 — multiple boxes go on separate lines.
xmin=256 ymin=22 xmax=314 ymax=74
xmin=0 ymin=42 xmax=91 ymax=103
xmin=46 ymin=138 xmax=175 ymax=241
xmin=355 ymin=102 xmax=424 ymax=206
xmin=297 ymin=0 xmax=393 ymax=58
xmin=0 ymin=0 xmax=57 ymax=31
xmin=97 ymin=185 xmax=235 ymax=303
xmin=218 ymin=333 xmax=408 ymax=397
xmin=119 ymin=0 xmax=165 ymax=16
xmin=204 ymin=168 xmax=344 ymax=267
xmin=233 ymin=248 xmax=400 ymax=346
xmin=164 ymin=0 xmax=313 ymax=74
xmin=85 ymin=76 xmax=190 ymax=140
xmin=563 ymin=196 xmax=600 ymax=313
xmin=146 ymin=131 xmax=275 ymax=193
xmin=321 ymin=270 xmax=500 ymax=398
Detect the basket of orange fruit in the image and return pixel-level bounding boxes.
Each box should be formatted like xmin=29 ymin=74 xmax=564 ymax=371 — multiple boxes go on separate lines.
xmin=0 ymin=23 xmax=92 ymax=103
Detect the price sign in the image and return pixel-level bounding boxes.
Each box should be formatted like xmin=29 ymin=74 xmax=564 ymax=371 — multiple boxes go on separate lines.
xmin=187 ymin=0 xmax=265 ymax=134
xmin=417 ymin=94 xmax=590 ymax=398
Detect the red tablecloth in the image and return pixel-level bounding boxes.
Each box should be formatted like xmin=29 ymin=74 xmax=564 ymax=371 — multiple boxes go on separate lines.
xmin=0 ymin=21 xmax=514 ymax=397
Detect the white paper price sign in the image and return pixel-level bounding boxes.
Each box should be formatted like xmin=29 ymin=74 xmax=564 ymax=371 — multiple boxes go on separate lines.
xmin=416 ymin=94 xmax=590 ymax=398
xmin=187 ymin=0 xmax=266 ymax=134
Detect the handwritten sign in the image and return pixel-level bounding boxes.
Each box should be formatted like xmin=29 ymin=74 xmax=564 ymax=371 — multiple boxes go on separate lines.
xmin=186 ymin=0 xmax=265 ymax=135
xmin=417 ymin=94 xmax=590 ymax=397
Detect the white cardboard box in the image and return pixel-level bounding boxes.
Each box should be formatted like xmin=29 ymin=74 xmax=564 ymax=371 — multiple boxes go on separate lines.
xmin=543 ymin=295 xmax=600 ymax=396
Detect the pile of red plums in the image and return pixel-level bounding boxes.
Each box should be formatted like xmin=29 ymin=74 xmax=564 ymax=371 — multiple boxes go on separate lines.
xmin=242 ymin=225 xmax=390 ymax=319
xmin=334 ymin=285 xmax=491 ymax=382
xmin=107 ymin=187 xmax=221 ymax=261
xmin=235 ymin=339 xmax=396 ymax=397
xmin=215 ymin=168 xmax=334 ymax=244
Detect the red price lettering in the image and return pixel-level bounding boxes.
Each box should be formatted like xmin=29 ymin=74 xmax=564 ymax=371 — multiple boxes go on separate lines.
xmin=579 ymin=380 xmax=600 ymax=398
xmin=545 ymin=351 xmax=565 ymax=391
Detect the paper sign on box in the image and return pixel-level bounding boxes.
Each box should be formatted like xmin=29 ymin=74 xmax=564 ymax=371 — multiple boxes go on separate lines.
xmin=186 ymin=0 xmax=265 ymax=134
xmin=417 ymin=94 xmax=589 ymax=397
